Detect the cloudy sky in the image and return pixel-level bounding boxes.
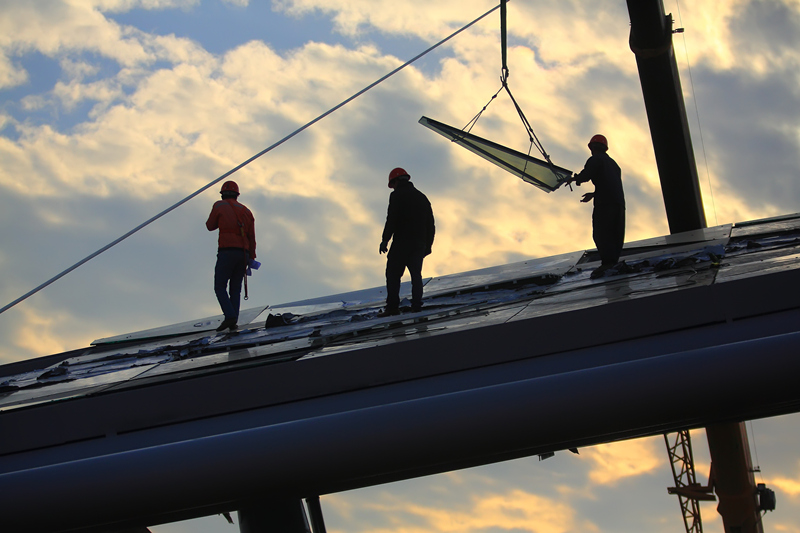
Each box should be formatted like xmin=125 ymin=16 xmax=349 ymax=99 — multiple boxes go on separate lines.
xmin=1 ymin=0 xmax=799 ymax=531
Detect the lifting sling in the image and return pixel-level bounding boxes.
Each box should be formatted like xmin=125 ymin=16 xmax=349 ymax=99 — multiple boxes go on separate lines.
xmin=419 ymin=0 xmax=573 ymax=192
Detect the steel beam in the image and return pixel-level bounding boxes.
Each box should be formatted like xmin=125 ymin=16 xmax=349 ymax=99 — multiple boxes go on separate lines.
xmin=2 ymin=331 xmax=800 ymax=532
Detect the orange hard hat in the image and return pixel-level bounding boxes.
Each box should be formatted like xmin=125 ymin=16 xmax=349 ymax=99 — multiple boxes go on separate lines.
xmin=388 ymin=167 xmax=410 ymax=188
xmin=220 ymin=181 xmax=240 ymax=194
xmin=588 ymin=134 xmax=608 ymax=149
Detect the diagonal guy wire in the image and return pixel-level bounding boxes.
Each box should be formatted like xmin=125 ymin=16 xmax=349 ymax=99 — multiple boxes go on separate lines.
xmin=0 ymin=2 xmax=504 ymax=317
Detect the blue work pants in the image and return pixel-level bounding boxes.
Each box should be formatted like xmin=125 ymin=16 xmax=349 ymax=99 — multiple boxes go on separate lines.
xmin=214 ymin=248 xmax=247 ymax=320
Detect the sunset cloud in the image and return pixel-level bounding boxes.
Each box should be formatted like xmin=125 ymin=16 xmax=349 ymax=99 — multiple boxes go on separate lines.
xmin=583 ymin=437 xmax=664 ymax=486
xmin=325 ymin=488 xmax=598 ymax=533
xmin=2 ymin=2 xmax=800 ymax=529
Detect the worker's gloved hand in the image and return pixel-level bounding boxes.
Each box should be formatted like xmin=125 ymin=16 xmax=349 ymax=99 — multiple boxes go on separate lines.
xmin=379 ymin=241 xmax=388 ymax=254
xmin=571 ymin=173 xmax=581 ymax=186
xmin=580 ymin=192 xmax=594 ymax=203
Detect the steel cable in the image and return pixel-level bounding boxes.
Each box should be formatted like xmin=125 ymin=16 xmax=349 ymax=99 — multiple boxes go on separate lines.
xmin=0 ymin=2 xmax=503 ymax=316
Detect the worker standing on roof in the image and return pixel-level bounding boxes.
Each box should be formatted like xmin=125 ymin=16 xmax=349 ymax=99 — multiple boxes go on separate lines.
xmin=206 ymin=181 xmax=257 ymax=331
xmin=572 ymin=134 xmax=625 ymax=277
xmin=379 ymin=168 xmax=435 ymax=316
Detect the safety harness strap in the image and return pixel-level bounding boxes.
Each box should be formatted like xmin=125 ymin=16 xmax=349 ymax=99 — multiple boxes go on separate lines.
xmin=224 ymin=201 xmax=251 ymax=300
xmin=460 ymin=0 xmax=569 ymax=188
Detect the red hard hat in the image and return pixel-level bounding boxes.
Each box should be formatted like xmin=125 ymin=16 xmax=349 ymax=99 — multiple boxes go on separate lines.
xmin=388 ymin=167 xmax=410 ymax=188
xmin=588 ymin=134 xmax=608 ymax=149
xmin=220 ymin=181 xmax=240 ymax=194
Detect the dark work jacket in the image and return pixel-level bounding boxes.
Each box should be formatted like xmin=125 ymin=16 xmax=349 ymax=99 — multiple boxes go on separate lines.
xmin=575 ymin=152 xmax=625 ymax=208
xmin=382 ymin=180 xmax=435 ymax=254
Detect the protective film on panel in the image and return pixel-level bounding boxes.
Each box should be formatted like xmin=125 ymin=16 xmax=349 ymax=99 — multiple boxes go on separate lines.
xmin=419 ymin=116 xmax=572 ymax=192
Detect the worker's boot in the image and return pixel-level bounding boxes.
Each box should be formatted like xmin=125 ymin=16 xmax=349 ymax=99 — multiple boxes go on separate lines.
xmin=590 ymin=264 xmax=613 ymax=279
xmin=377 ymin=307 xmax=400 ymax=318
xmin=217 ymin=317 xmax=238 ymax=331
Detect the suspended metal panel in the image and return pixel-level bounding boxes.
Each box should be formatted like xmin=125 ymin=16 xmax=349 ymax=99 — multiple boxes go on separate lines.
xmin=418 ymin=116 xmax=571 ymax=192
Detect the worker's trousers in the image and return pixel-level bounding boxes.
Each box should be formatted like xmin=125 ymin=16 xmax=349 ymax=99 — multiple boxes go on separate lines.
xmin=214 ymin=248 xmax=247 ymax=320
xmin=385 ymin=246 xmax=425 ymax=311
xmin=592 ymin=203 xmax=626 ymax=266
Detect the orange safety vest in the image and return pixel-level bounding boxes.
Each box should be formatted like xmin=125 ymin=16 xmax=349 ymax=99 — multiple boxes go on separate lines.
xmin=205 ymin=199 xmax=257 ymax=259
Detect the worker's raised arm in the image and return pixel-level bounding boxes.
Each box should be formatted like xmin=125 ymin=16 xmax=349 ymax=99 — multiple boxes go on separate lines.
xmin=574 ymin=155 xmax=603 ymax=186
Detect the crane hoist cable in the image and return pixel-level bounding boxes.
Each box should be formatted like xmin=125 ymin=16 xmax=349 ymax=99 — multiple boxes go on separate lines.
xmin=499 ymin=0 xmax=551 ymax=167
xmin=452 ymin=0 xmax=570 ymax=190
xmin=465 ymin=0 xmax=549 ymax=159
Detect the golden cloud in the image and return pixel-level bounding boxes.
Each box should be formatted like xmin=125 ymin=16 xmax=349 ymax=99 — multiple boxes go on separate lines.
xmin=5 ymin=306 xmax=72 ymax=362
xmin=583 ymin=437 xmax=664 ymax=486
xmin=325 ymin=488 xmax=597 ymax=533
xmin=766 ymin=460 xmax=800 ymax=500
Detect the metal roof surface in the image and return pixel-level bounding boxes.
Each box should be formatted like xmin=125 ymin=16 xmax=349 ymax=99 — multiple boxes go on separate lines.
xmin=1 ymin=213 xmax=799 ymax=533
xmin=1 ymin=214 xmax=797 ymax=413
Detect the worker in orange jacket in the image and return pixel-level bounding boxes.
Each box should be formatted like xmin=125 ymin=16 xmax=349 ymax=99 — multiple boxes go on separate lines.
xmin=206 ymin=181 xmax=257 ymax=331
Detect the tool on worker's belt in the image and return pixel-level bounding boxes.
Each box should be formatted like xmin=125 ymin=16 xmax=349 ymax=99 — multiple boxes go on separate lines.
xmin=243 ymin=265 xmax=248 ymax=300
xmin=243 ymin=258 xmax=260 ymax=301
xmin=238 ymin=219 xmax=251 ymax=300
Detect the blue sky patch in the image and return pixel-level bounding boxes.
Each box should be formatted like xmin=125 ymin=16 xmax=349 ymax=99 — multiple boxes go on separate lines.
xmin=108 ymin=2 xmax=339 ymax=55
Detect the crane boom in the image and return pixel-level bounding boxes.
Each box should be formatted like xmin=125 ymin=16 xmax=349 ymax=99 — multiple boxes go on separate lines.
xmin=626 ymin=0 xmax=705 ymax=233
xmin=626 ymin=2 xmax=768 ymax=531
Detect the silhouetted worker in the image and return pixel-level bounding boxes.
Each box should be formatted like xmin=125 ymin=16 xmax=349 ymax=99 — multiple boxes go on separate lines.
xmin=206 ymin=180 xmax=257 ymax=331
xmin=572 ymin=134 xmax=625 ymax=276
xmin=379 ymin=167 xmax=435 ymax=316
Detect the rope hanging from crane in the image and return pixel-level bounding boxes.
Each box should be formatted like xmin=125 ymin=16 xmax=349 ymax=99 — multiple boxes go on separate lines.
xmin=421 ymin=0 xmax=572 ymax=193
xmin=469 ymin=0 xmax=551 ymax=166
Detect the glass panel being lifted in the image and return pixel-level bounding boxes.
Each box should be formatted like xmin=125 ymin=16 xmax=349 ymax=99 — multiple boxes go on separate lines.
xmin=419 ymin=116 xmax=572 ymax=192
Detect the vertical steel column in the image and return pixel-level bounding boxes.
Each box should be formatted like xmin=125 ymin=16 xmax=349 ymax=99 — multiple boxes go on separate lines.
xmin=705 ymin=423 xmax=764 ymax=533
xmin=627 ymin=4 xmax=764 ymax=532
xmin=626 ymin=0 xmax=706 ymax=234
xmin=305 ymin=496 xmax=328 ymax=533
